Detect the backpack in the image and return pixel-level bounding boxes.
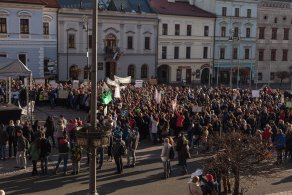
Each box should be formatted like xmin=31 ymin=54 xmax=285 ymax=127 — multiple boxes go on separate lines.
xmin=169 ymin=146 xmax=175 ymax=160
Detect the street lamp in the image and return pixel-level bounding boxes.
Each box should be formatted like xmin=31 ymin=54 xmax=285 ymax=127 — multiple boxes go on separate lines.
xmin=75 ymin=1 xmax=111 ymax=195
xmin=229 ymin=28 xmax=240 ymax=88
xmin=82 ymin=15 xmax=90 ymax=80
xmin=66 ymin=28 xmax=77 ymax=81
xmin=229 ymin=29 xmax=234 ymax=88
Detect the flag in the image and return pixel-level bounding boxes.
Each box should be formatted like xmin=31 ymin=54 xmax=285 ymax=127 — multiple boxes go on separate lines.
xmin=101 ymin=90 xmax=112 ymax=105
xmin=171 ymin=94 xmax=178 ymax=111
xmin=102 ymin=82 xmax=109 ymax=92
xmin=114 ymin=86 xmax=121 ymax=98
xmin=154 ymin=88 xmax=162 ymax=104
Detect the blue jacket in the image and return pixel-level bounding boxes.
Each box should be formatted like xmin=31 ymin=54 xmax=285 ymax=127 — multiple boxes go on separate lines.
xmin=275 ymin=133 xmax=286 ymax=149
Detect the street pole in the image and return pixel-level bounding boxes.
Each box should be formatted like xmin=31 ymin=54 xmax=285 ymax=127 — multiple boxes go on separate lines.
xmin=89 ymin=0 xmax=98 ymax=194
xmin=66 ymin=30 xmax=69 ymax=81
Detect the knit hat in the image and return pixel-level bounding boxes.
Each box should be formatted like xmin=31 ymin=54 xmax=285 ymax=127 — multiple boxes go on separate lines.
xmin=206 ymin=174 xmax=214 ymax=182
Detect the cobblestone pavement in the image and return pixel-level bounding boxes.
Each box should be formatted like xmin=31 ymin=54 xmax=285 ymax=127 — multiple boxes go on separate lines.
xmin=1 ymin=106 xmax=292 ymax=195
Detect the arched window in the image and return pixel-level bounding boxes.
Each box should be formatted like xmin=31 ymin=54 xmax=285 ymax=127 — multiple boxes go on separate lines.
xmin=69 ymin=65 xmax=81 ymax=80
xmin=128 ymin=64 xmax=135 ymax=79
xmin=141 ymin=64 xmax=148 ymax=79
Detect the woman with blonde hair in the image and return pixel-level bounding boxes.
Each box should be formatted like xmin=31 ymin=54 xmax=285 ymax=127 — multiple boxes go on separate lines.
xmin=187 ymin=176 xmax=203 ymax=195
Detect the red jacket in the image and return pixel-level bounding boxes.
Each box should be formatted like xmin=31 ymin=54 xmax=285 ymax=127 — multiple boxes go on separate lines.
xmin=176 ymin=113 xmax=185 ymax=128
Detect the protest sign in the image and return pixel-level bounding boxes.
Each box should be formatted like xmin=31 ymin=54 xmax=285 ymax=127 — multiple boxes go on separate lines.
xmin=135 ymin=80 xmax=143 ymax=88
xmin=149 ymin=79 xmax=157 ymax=85
xmin=73 ymin=80 xmax=79 ymax=89
xmin=252 ymin=90 xmax=260 ymax=98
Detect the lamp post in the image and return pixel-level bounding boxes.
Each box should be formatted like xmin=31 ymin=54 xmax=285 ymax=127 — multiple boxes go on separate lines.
xmin=229 ymin=29 xmax=234 ymax=88
xmin=66 ymin=28 xmax=77 ymax=81
xmin=82 ymin=15 xmax=90 ymax=80
xmin=76 ymin=1 xmax=111 ymax=195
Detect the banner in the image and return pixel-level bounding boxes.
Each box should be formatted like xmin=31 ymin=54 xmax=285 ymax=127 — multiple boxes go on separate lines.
xmin=149 ymin=79 xmax=157 ymax=85
xmin=35 ymin=79 xmax=45 ymax=85
xmin=114 ymin=75 xmax=131 ymax=84
xmin=192 ymin=106 xmax=202 ymax=113
xmin=114 ymin=86 xmax=121 ymax=98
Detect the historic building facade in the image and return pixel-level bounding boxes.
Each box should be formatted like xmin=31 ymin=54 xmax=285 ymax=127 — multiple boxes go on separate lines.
xmin=256 ymin=0 xmax=292 ymax=84
xmin=0 ymin=0 xmax=58 ymax=78
xmin=213 ymin=0 xmax=258 ymax=87
xmin=58 ymin=0 xmax=157 ymax=81
xmin=149 ymin=0 xmax=215 ymax=84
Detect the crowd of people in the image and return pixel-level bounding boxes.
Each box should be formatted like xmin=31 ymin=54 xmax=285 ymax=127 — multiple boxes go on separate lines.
xmin=1 ymin=78 xmax=292 ymax=194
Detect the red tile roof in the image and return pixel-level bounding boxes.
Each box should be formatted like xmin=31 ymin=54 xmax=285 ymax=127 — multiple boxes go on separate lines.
xmin=0 ymin=0 xmax=59 ymax=8
xmin=149 ymin=0 xmax=215 ymax=18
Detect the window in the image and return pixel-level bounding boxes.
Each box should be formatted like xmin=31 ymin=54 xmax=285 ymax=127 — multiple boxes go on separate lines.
xmin=186 ymin=47 xmax=191 ymax=59
xmin=220 ymin=48 xmax=225 ymax=59
xmin=270 ymin=72 xmax=275 ymax=80
xmin=283 ymin=16 xmax=287 ymax=21
xmin=0 ymin=18 xmax=7 ymax=33
xmin=162 ymin=46 xmax=167 ymax=59
xmin=145 ymin=37 xmax=150 ymax=50
xmin=68 ymin=34 xmax=75 ymax=48
xmin=127 ymin=36 xmax=133 ymax=49
xmin=128 ymin=64 xmax=135 ymax=78
xmin=233 ymin=48 xmax=238 ymax=59
xmin=258 ymin=72 xmax=263 ymax=81
xmin=221 ymin=26 xmax=226 ymax=37
xmin=245 ymin=48 xmax=250 ymax=59
xmin=88 ymin=35 xmax=92 ymax=49
xmin=141 ymin=64 xmax=148 ymax=79
xmin=203 ymin=47 xmax=208 ymax=59
xmin=187 ymin=25 xmax=192 ymax=36
xmin=274 ymin=17 xmax=278 ymax=23
xmin=284 ymin=28 xmax=289 ymax=40
xmin=174 ymin=46 xmax=179 ymax=59
xmin=0 ymin=53 xmax=7 ymax=57
xmin=204 ymin=26 xmax=209 ymax=36
xmin=175 ymin=24 xmax=180 ymax=36
xmin=272 ymin=28 xmax=277 ymax=40
xmin=222 ymin=7 xmax=227 ymax=16
xmin=162 ymin=23 xmax=168 ymax=35
xmin=20 ymin=19 xmax=29 ymax=34
xmin=247 ymin=9 xmax=251 ymax=18
xmin=18 ymin=54 xmax=26 ymax=65
xmin=176 ymin=69 xmax=182 ymax=82
xmin=282 ymin=49 xmax=288 ymax=61
xmin=258 ymin=49 xmax=264 ymax=61
xmin=271 ymin=49 xmax=276 ymax=61
xmin=235 ymin=8 xmax=240 ymax=17
xmin=246 ymin=28 xmax=251 ymax=38
xmin=234 ymin=27 xmax=239 ymax=37
xmin=43 ymin=22 xmax=49 ymax=35
xmin=259 ymin=27 xmax=265 ymax=39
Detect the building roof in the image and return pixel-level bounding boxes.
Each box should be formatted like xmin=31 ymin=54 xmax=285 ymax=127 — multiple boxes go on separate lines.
xmin=0 ymin=0 xmax=59 ymax=8
xmin=148 ymin=0 xmax=216 ymax=18
xmin=58 ymin=0 xmax=155 ymax=13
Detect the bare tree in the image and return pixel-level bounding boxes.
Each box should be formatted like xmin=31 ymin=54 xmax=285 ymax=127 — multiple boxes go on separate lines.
xmin=205 ymin=132 xmax=275 ymax=195
xmin=276 ymin=71 xmax=290 ymax=86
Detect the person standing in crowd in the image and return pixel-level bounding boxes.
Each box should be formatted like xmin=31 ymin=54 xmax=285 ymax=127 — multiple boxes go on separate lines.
xmin=29 ymin=136 xmax=41 ymax=176
xmin=54 ymin=131 xmax=70 ymax=175
xmin=176 ymin=133 xmax=190 ymax=175
xmin=22 ymin=121 xmax=32 ymax=143
xmin=150 ymin=115 xmax=159 ymax=145
xmin=112 ymin=135 xmax=126 ymax=174
xmin=285 ymin=125 xmax=292 ymax=161
xmin=6 ymin=120 xmax=17 ymax=158
xmin=96 ymin=146 xmax=104 ymax=170
xmin=187 ymin=176 xmax=203 ymax=195
xmin=161 ymin=138 xmax=172 ymax=179
xmin=15 ymin=130 xmax=27 ymax=169
xmin=175 ymin=110 xmax=185 ymax=138
xmin=71 ymin=143 xmax=82 ymax=175
xmin=44 ymin=116 xmax=55 ymax=148
xmin=55 ymin=120 xmax=65 ymax=143
xmin=39 ymin=132 xmax=51 ymax=175
xmin=126 ymin=127 xmax=140 ymax=168
xmin=0 ymin=124 xmax=8 ymax=160
xmin=274 ymin=129 xmax=286 ymax=165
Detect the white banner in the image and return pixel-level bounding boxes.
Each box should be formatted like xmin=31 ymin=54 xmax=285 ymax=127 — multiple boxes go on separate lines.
xmin=114 ymin=75 xmax=131 ymax=84
xmin=72 ymin=80 xmax=79 ymax=89
xmin=135 ymin=80 xmax=143 ymax=88
xmin=252 ymin=90 xmax=260 ymax=98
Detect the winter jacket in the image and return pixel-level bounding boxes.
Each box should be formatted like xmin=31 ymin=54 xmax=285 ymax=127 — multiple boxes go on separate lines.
xmin=58 ymin=138 xmax=70 ymax=154
xmin=17 ymin=135 xmax=27 ymax=151
xmin=161 ymin=143 xmax=171 ymax=162
xmin=0 ymin=129 xmax=8 ymax=145
xmin=275 ymin=133 xmax=286 ymax=149
xmin=112 ymin=140 xmax=126 ymax=157
xmin=6 ymin=125 xmax=16 ymax=140
xmin=39 ymin=138 xmax=51 ymax=158
xmin=29 ymin=140 xmax=41 ymax=161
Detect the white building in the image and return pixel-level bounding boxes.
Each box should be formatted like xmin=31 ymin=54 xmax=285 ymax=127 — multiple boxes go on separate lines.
xmin=58 ymin=0 xmax=158 ymax=81
xmin=149 ymin=0 xmax=216 ymax=84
